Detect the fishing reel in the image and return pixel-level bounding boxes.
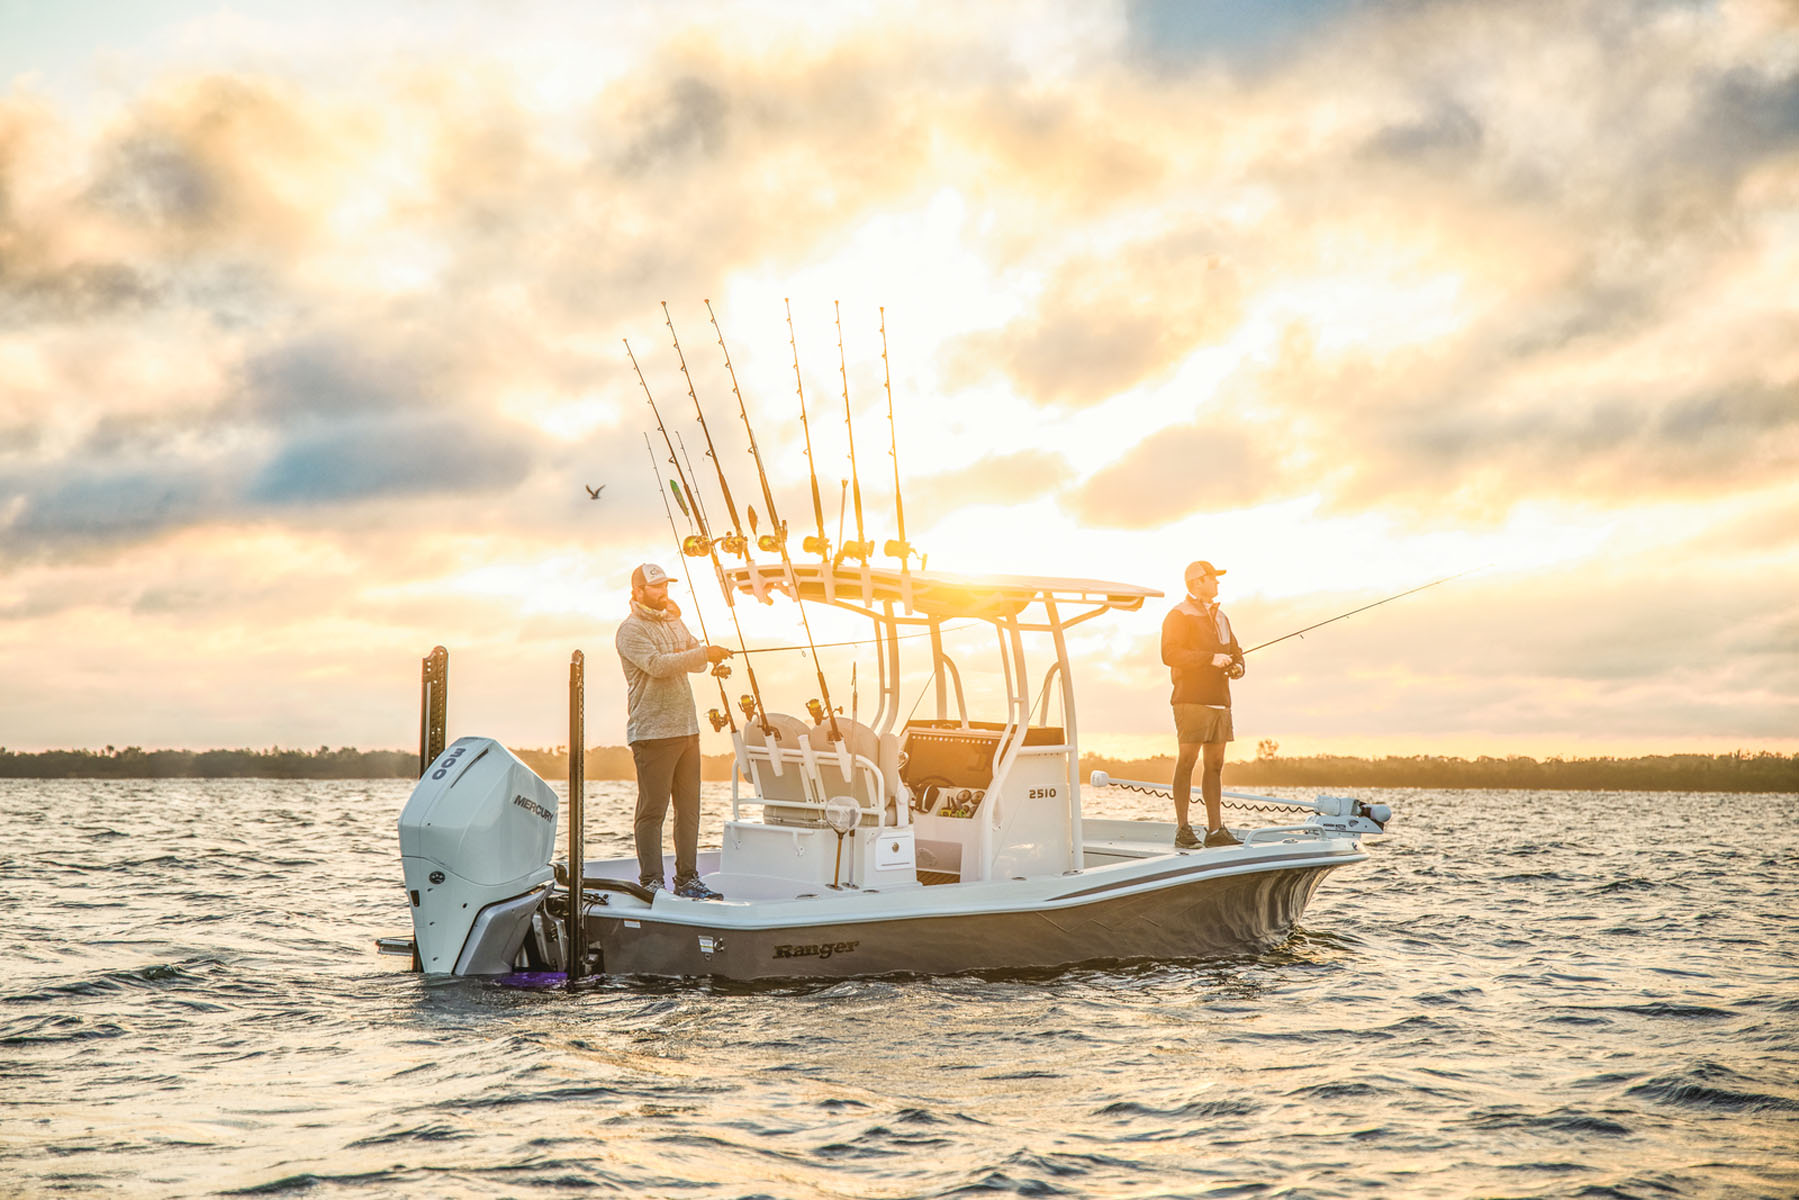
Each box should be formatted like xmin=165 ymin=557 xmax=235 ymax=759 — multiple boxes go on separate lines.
xmin=757 ymin=530 xmax=786 ymax=554
xmin=710 ymin=660 xmax=731 ymax=680
xmin=738 ymin=693 xmax=759 ymax=721
xmin=716 ymin=532 xmax=749 ymax=559
xmin=882 ymin=538 xmax=914 ymax=561
xmin=706 ymin=708 xmax=728 ymax=732
xmin=837 ymin=540 xmax=875 ymax=564
xmin=1226 ymin=661 xmax=1245 ymax=680
xmin=681 ymin=534 xmax=710 ymax=558
xmin=805 ymin=698 xmax=844 ymax=727
xmin=802 ymin=534 xmax=831 ymax=558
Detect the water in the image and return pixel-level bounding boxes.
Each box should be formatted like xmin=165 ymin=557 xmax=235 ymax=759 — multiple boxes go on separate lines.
xmin=3 ymin=780 xmax=1795 ymax=1199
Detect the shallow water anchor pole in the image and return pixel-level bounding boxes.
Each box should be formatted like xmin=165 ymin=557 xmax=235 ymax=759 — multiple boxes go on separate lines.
xmin=567 ymin=650 xmax=588 ymax=981
xmin=418 ymin=646 xmax=448 ymax=777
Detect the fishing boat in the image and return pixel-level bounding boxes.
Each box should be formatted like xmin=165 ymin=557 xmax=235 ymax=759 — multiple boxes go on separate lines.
xmin=390 ymin=561 xmax=1392 ymax=981
xmin=384 ymin=302 xmax=1391 ymax=981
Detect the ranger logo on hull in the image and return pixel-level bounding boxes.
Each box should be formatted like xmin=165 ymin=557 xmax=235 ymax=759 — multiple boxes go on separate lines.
xmin=773 ymin=940 xmax=860 ymax=961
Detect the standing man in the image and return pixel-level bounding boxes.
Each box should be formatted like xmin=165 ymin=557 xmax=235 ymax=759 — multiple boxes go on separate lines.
xmin=615 ymin=562 xmax=733 ymax=899
xmin=1161 ymin=560 xmax=1245 ymax=849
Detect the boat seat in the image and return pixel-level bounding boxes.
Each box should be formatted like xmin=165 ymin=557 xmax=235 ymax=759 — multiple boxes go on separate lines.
xmin=741 ymin=713 xmax=819 ymax=826
xmin=807 ymin=718 xmax=885 ymax=826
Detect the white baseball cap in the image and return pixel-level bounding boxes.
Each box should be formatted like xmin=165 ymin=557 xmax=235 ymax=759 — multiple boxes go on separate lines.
xmin=631 ymin=562 xmax=673 ymax=588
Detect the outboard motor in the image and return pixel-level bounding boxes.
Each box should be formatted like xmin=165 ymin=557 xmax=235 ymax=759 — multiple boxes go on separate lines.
xmin=399 ymin=737 xmax=558 ymax=974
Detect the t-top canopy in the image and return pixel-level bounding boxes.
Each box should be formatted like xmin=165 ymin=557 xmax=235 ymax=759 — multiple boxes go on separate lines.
xmin=722 ymin=561 xmax=1162 ymax=624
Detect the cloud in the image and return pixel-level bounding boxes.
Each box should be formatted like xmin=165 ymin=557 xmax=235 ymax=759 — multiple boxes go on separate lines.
xmin=909 ymin=449 xmax=1076 ymax=530
xmin=946 ymin=243 xmax=1243 ymax=408
xmin=1 ymin=0 xmax=1794 ymax=755
xmin=247 ymin=415 xmax=537 ymax=505
xmin=1065 ymin=422 xmax=1285 ymax=528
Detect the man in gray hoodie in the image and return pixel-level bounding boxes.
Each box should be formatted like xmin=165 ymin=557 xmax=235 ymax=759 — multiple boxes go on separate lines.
xmin=615 ymin=562 xmax=733 ymax=899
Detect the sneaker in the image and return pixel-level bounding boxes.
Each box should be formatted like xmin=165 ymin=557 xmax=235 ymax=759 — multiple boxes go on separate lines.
xmin=638 ymin=878 xmax=664 ymax=899
xmin=1174 ymin=824 xmax=1202 ymax=849
xmin=1204 ymin=826 xmax=1242 ymax=848
xmin=674 ymin=876 xmax=725 ymax=901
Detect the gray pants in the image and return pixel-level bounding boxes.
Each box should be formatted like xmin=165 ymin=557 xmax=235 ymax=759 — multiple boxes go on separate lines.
xmin=630 ymin=734 xmax=701 ymax=886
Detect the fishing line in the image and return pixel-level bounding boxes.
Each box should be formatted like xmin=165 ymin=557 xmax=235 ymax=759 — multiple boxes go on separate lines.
xmin=1241 ymin=567 xmax=1484 ymax=656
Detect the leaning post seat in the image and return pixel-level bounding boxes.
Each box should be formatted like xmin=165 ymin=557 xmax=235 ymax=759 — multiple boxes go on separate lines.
xmin=806 ymin=719 xmax=888 ymax=826
xmin=739 ymin=713 xmax=820 ymax=826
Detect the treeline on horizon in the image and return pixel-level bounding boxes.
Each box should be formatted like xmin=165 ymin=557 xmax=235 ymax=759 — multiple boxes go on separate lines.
xmin=2 ymin=744 xmax=1795 ymax=792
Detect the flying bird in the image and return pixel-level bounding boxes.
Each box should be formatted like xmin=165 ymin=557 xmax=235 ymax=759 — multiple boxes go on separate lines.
xmin=584 ymin=484 xmax=605 ymax=499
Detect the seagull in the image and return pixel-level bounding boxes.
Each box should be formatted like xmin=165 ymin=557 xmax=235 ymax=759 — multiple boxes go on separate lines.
xmin=584 ymin=484 xmax=605 ymax=499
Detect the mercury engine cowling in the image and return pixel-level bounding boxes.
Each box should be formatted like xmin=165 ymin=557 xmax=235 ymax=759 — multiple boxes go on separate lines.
xmin=399 ymin=737 xmax=558 ymax=974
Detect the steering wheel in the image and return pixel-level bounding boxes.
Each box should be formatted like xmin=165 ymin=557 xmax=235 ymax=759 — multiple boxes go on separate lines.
xmin=908 ymin=774 xmax=956 ymax=813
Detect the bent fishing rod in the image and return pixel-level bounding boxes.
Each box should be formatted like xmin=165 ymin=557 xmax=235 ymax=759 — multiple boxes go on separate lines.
xmin=626 ymin=335 xmax=774 ymax=735
xmin=1242 ymin=568 xmax=1480 ymax=656
xmin=642 ymin=433 xmax=736 ymax=734
xmin=699 ymin=300 xmax=845 ymax=743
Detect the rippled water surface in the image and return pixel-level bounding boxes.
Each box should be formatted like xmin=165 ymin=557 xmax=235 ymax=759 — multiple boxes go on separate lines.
xmin=3 ymin=780 xmax=1795 ymax=1199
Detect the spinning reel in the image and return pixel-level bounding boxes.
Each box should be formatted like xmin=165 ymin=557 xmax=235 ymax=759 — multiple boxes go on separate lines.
xmin=805 ymin=697 xmax=844 ymax=729
xmin=737 ymin=693 xmax=759 ymax=721
xmin=1226 ymin=661 xmax=1246 ymax=680
xmin=706 ymin=708 xmax=729 ymax=732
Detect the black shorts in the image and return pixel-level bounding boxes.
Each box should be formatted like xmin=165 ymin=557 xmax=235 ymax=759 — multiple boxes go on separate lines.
xmin=1173 ymin=704 xmax=1233 ymax=745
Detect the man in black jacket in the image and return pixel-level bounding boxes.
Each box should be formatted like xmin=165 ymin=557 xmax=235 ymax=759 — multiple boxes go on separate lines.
xmin=1160 ymin=560 xmax=1244 ymax=848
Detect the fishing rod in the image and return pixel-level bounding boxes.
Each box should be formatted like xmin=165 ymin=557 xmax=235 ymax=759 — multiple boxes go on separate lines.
xmin=663 ymin=301 xmax=748 ymax=560
xmin=674 ymin=432 xmax=712 ymax=547
xmin=706 ymin=299 xmax=785 ymax=554
xmin=877 ymin=306 xmax=913 ymax=565
xmin=625 ymin=338 xmax=709 ymax=561
xmin=626 ymin=336 xmax=773 ymax=735
xmin=643 ymin=433 xmax=736 ymax=735
xmin=785 ymin=298 xmax=832 ymax=562
xmin=1242 ymin=568 xmax=1480 ymax=656
xmin=711 ymin=300 xmax=844 ymax=744
xmin=835 ymin=300 xmax=872 ymax=564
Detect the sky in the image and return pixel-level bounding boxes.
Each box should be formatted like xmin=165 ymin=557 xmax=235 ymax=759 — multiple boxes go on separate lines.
xmin=1 ymin=0 xmax=1795 ymax=761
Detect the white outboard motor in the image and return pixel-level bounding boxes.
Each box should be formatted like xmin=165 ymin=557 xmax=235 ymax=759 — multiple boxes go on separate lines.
xmin=399 ymin=737 xmax=558 ymax=974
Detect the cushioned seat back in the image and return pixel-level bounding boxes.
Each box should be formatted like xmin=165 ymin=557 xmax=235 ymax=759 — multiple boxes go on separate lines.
xmin=741 ymin=713 xmax=819 ymax=824
xmin=806 ymin=718 xmax=884 ymax=826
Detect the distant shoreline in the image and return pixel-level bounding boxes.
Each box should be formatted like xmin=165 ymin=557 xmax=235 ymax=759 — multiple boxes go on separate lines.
xmin=3 ymin=746 xmax=1794 ymax=792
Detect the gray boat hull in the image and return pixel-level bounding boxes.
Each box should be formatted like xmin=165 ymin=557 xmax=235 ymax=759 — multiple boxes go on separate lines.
xmin=584 ymin=858 xmax=1340 ymax=981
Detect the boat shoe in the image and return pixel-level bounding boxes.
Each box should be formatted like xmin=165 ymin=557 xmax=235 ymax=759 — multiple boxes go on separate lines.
xmin=674 ymin=876 xmax=725 ymax=901
xmin=1174 ymin=825 xmax=1202 ymax=849
xmin=1204 ymin=826 xmax=1242 ymax=848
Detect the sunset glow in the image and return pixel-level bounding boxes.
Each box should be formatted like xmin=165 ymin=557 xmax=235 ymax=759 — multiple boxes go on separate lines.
xmin=2 ymin=0 xmax=1794 ymax=761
